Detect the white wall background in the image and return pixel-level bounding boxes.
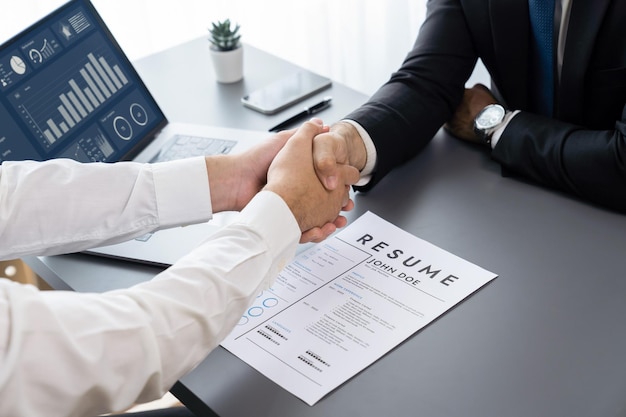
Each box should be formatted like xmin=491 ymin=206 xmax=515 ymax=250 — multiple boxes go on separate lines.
xmin=0 ymin=0 xmax=430 ymax=95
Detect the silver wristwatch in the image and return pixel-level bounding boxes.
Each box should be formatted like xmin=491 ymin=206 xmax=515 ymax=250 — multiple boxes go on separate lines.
xmin=473 ymin=104 xmax=507 ymax=144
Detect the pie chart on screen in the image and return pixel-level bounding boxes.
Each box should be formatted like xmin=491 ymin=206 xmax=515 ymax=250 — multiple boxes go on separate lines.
xmin=10 ymin=56 xmax=26 ymax=75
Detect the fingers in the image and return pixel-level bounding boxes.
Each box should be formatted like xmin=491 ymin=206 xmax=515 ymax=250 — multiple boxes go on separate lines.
xmin=298 ymin=212 xmax=352 ymax=243
xmin=338 ymin=164 xmax=360 ymax=187
xmin=272 ymin=118 xmax=328 ymax=136
xmin=277 ymin=119 xmax=326 ymax=155
xmin=292 ymin=118 xmax=325 ymax=144
xmin=265 ymin=117 xmax=360 ymax=239
xmin=299 ymin=221 xmax=340 ymax=244
xmin=332 ymin=215 xmax=348 ymax=229
xmin=342 ymin=197 xmax=355 ymax=212
xmin=300 ymin=226 xmax=330 ymax=244
xmin=312 ymin=142 xmax=358 ymax=191
xmin=301 ymin=182 xmax=354 ymax=243
xmin=312 ymin=121 xmax=367 ymax=192
xmin=313 ymin=132 xmax=342 ymax=190
xmin=298 ymin=196 xmax=353 ymax=244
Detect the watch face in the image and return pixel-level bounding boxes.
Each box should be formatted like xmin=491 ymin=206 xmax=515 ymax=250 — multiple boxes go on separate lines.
xmin=476 ymin=104 xmax=506 ymax=129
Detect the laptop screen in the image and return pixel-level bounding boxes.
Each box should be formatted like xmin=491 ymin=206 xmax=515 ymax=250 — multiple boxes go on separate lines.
xmin=0 ymin=0 xmax=167 ymax=164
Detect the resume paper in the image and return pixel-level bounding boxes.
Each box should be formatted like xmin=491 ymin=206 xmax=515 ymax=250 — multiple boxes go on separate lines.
xmin=221 ymin=211 xmax=497 ymax=405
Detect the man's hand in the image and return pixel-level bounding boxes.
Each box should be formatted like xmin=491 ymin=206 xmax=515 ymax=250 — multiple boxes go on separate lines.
xmin=265 ymin=119 xmax=360 ymax=242
xmin=312 ymin=121 xmax=367 ymax=190
xmin=205 ymin=130 xmax=293 ymax=213
xmin=444 ymin=83 xmax=498 ymax=144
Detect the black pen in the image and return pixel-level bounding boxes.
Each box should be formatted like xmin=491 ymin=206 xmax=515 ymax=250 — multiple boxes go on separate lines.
xmin=268 ymin=97 xmax=332 ymax=132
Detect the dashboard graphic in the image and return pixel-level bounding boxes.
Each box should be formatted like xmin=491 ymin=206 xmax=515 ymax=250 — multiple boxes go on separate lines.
xmin=10 ymin=43 xmax=130 ymax=149
xmin=0 ymin=0 xmax=165 ymax=163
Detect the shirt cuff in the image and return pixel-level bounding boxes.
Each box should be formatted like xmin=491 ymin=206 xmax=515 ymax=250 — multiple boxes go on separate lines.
xmin=490 ymin=110 xmax=520 ymax=148
xmin=151 ymin=156 xmax=213 ymax=228
xmin=236 ymin=190 xmax=301 ymax=276
xmin=341 ymin=119 xmax=377 ymax=187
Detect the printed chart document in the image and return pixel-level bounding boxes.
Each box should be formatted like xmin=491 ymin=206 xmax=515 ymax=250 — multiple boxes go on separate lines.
xmin=221 ymin=211 xmax=497 ymax=405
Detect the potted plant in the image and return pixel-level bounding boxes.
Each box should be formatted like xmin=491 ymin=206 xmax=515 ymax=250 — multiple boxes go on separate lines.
xmin=208 ymin=19 xmax=243 ymax=83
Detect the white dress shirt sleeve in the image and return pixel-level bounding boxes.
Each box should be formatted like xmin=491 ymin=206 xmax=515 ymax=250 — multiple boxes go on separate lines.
xmin=0 ymin=160 xmax=300 ymax=417
xmin=0 ymin=157 xmax=213 ymax=260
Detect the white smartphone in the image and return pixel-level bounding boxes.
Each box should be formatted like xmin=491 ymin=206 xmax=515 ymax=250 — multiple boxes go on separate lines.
xmin=241 ymin=71 xmax=332 ymax=114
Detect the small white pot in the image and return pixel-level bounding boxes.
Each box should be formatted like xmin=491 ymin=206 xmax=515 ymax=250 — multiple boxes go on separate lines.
xmin=209 ymin=46 xmax=244 ymax=83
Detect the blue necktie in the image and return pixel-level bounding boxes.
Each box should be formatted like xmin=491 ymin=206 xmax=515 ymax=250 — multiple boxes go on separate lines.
xmin=528 ymin=0 xmax=555 ymax=115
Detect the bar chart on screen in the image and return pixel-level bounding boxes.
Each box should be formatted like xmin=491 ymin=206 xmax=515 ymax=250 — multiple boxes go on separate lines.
xmin=9 ymin=49 xmax=129 ymax=149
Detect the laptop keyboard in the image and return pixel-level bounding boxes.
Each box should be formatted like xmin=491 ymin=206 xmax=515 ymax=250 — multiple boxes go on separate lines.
xmin=152 ymin=134 xmax=237 ymax=162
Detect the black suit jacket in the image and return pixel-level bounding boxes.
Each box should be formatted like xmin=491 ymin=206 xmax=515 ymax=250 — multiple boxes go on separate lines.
xmin=347 ymin=0 xmax=626 ymax=211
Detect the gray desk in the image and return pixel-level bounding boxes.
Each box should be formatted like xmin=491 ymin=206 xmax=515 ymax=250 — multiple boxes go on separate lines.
xmin=25 ymin=38 xmax=626 ymax=417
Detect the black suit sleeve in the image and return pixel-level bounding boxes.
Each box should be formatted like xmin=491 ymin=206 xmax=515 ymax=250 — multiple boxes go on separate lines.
xmin=348 ymin=0 xmax=478 ymax=191
xmin=349 ymin=0 xmax=626 ymax=212
xmin=492 ymin=104 xmax=626 ymax=211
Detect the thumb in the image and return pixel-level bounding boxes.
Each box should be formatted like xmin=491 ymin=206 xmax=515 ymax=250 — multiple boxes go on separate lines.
xmin=337 ymin=163 xmax=361 ymax=186
xmin=312 ymin=138 xmax=342 ymax=191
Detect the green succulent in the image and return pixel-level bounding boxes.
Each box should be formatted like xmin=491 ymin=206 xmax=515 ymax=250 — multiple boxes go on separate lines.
xmin=208 ymin=19 xmax=242 ymax=51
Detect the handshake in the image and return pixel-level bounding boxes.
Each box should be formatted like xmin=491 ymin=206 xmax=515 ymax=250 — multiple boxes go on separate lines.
xmin=207 ymin=118 xmax=365 ymax=243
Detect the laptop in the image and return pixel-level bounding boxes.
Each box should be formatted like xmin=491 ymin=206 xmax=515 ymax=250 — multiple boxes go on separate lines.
xmin=0 ymin=0 xmax=269 ymax=266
